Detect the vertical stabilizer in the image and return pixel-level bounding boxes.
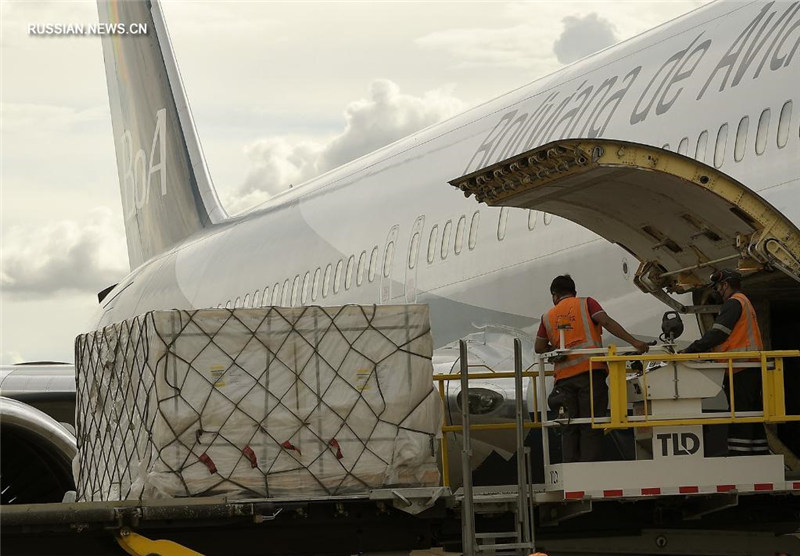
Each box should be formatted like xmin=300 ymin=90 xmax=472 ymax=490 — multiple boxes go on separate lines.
xmin=97 ymin=0 xmax=227 ymax=269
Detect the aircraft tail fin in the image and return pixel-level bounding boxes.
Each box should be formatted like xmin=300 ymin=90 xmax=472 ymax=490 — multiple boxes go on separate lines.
xmin=97 ymin=0 xmax=227 ymax=269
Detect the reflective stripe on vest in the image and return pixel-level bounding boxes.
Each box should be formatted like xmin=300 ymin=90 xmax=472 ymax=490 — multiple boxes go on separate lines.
xmin=717 ymin=292 xmax=763 ymax=368
xmin=544 ymin=297 xmax=606 ymax=381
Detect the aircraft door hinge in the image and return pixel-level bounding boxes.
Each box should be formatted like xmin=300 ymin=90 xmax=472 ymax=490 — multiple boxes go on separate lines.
xmin=633 ymin=261 xmax=720 ymax=315
xmin=742 ymin=232 xmax=800 ymax=284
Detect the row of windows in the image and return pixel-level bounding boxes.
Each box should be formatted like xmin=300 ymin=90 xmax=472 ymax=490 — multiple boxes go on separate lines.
xmin=424 ymin=211 xmax=481 ymax=264
xmin=221 ymin=204 xmax=560 ymax=309
xmin=665 ymin=100 xmax=795 ymax=169
xmin=220 ymin=246 xmax=383 ymax=309
xmin=422 ymin=207 xmax=554 ymax=265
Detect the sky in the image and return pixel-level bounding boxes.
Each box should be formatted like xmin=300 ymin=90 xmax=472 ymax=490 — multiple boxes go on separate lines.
xmin=0 ymin=0 xmax=710 ymax=365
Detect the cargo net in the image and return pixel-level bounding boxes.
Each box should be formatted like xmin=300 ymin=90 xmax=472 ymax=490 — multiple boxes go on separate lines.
xmin=74 ymin=305 xmax=441 ymax=501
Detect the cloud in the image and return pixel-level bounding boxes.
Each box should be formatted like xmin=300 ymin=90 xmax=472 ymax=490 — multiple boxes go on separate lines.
xmin=553 ymin=13 xmax=618 ymax=64
xmin=234 ymin=138 xmax=323 ymax=211
xmin=1 ymin=208 xmax=128 ymax=298
xmin=231 ymin=79 xmax=465 ymax=213
xmin=320 ymin=80 xmax=466 ymax=169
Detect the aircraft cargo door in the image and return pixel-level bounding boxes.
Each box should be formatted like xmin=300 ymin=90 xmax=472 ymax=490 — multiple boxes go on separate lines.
xmin=450 ymin=139 xmax=800 ymax=314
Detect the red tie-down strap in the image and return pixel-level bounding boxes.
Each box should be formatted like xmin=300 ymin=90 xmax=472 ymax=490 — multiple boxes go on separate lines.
xmin=199 ymin=452 xmax=217 ymax=474
xmin=242 ymin=445 xmax=258 ymax=468
xmin=281 ymin=440 xmax=302 ymax=456
xmin=329 ymin=438 xmax=343 ymax=459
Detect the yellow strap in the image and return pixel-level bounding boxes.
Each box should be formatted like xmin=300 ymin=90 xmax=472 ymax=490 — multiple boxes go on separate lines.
xmin=116 ymin=529 xmax=205 ymax=556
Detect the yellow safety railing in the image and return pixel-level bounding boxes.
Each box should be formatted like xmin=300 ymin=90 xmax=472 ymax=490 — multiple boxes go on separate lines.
xmin=588 ymin=348 xmax=800 ymax=430
xmin=432 ymin=367 xmax=550 ymax=488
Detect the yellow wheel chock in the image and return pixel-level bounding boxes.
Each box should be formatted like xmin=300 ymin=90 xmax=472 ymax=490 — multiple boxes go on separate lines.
xmin=116 ymin=527 xmax=204 ymax=556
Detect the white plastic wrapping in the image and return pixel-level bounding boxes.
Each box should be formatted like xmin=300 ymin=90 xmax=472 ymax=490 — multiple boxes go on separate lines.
xmin=75 ymin=305 xmax=441 ymax=501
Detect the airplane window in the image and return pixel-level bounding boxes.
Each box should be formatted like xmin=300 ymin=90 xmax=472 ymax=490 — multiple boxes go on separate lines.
xmin=357 ymin=251 xmax=366 ymax=286
xmin=291 ymin=275 xmax=300 ymax=306
xmin=734 ymin=116 xmax=749 ymax=162
xmin=497 ymin=208 xmax=508 ymax=240
xmin=695 ymin=130 xmax=708 ymax=162
xmin=235 ymin=296 xmax=242 ymax=308
xmin=756 ymin=108 xmax=770 ymax=155
xmin=408 ymin=232 xmax=421 ymax=269
xmin=677 ymin=137 xmax=689 ymax=155
xmin=777 ymin=100 xmax=792 ymax=148
xmin=323 ymin=264 xmax=332 ymax=297
xmin=544 ymin=212 xmax=553 ymax=226
xmin=272 ymin=283 xmax=281 ymax=305
xmin=253 ymin=290 xmax=261 ymax=307
xmin=334 ymin=259 xmax=343 ymax=293
xmin=469 ymin=211 xmax=480 ymax=249
xmin=368 ymin=247 xmax=378 ymax=282
xmin=301 ymin=271 xmax=310 ymax=304
xmin=454 ymin=215 xmax=466 ymax=255
xmin=281 ymin=279 xmax=290 ymax=306
xmin=244 ymin=293 xmax=251 ymax=308
xmin=527 ymin=210 xmax=537 ymax=230
xmin=383 ymin=241 xmax=394 ymax=278
xmin=312 ymin=268 xmax=321 ymax=301
xmin=441 ymin=220 xmax=452 ymax=259
xmin=345 ymin=255 xmax=355 ymax=290
xmin=427 ymin=225 xmax=439 ymax=263
xmin=225 ymin=300 xmax=232 ymax=309
xmin=714 ymin=123 xmax=728 ymax=168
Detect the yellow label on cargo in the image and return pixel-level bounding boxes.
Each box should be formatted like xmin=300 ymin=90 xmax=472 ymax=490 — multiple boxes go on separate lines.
xmin=210 ymin=366 xmax=226 ymax=388
xmin=355 ymin=369 xmax=372 ymax=391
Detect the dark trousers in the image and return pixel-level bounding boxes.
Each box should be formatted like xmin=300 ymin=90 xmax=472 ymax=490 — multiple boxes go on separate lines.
xmin=558 ymin=371 xmax=608 ymax=462
xmin=724 ymin=367 xmax=769 ymax=455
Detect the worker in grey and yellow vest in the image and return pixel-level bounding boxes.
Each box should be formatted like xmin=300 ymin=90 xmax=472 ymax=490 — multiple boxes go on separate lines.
xmin=682 ymin=269 xmax=767 ymax=455
xmin=535 ymin=275 xmax=650 ymax=463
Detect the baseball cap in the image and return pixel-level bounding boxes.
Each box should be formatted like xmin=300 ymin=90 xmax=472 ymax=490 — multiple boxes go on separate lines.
xmin=710 ymin=268 xmax=741 ymax=284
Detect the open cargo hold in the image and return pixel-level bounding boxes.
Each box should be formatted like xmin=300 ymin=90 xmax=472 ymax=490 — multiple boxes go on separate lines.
xmin=74 ymin=305 xmax=441 ymax=501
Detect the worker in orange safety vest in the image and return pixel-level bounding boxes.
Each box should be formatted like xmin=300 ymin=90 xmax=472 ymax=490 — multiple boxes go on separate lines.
xmin=535 ymin=274 xmax=650 ymax=462
xmin=682 ymin=269 xmax=767 ymax=455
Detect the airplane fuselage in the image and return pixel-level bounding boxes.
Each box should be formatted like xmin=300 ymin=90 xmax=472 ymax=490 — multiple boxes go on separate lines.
xmin=96 ymin=0 xmax=800 ymax=348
